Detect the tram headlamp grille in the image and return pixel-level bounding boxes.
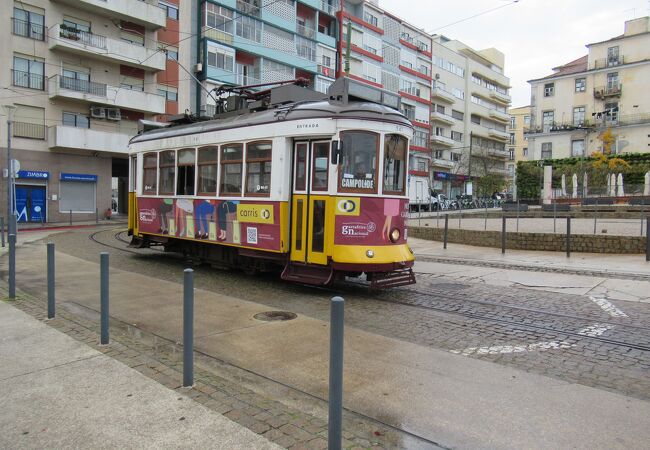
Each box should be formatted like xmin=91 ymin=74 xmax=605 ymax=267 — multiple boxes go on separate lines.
xmin=389 ymin=228 xmax=401 ymax=243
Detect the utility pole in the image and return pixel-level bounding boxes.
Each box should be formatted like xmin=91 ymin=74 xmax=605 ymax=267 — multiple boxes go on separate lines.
xmin=344 ymin=21 xmax=351 ymax=75
xmin=467 ymin=131 xmax=473 ymax=195
xmin=5 ymin=105 xmax=16 ymax=234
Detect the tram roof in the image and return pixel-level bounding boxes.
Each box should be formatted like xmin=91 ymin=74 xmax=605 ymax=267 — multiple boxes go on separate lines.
xmin=130 ymin=100 xmax=412 ymax=145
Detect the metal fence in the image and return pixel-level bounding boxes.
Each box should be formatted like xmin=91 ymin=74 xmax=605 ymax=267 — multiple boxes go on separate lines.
xmin=58 ymin=75 xmax=108 ymax=97
xmin=59 ymin=27 xmax=107 ymax=49
xmin=12 ymin=70 xmax=45 ymax=90
xmin=12 ymin=18 xmax=45 ymax=41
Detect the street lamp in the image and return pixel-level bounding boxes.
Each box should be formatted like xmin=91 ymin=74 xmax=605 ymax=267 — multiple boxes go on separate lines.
xmin=4 ymin=104 xmax=16 ymax=234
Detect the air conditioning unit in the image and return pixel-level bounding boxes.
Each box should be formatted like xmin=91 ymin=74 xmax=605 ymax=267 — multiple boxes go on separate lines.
xmin=90 ymin=106 xmax=105 ymax=119
xmin=193 ymin=63 xmax=203 ymax=72
xmin=106 ymin=108 xmax=121 ymax=121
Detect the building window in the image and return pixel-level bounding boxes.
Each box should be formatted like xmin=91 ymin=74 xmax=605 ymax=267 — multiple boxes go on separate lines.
xmin=451 ymin=131 xmax=463 ymax=142
xmin=220 ymin=143 xmax=243 ymax=196
xmin=13 ymin=7 xmax=45 ymax=41
xmin=509 ymin=133 xmax=515 ymax=145
xmin=159 ymin=150 xmax=176 ymax=195
xmin=452 ymin=88 xmax=464 ymax=100
xmin=121 ymin=75 xmax=144 ymax=92
xmin=434 ymin=150 xmax=444 ymax=159
xmin=471 ymin=114 xmax=481 ymax=125
xmin=315 ymin=77 xmax=333 ymax=94
xmin=143 ymin=153 xmax=158 ymax=194
xmin=607 ymin=46 xmax=620 ymax=66
xmin=157 ymin=85 xmax=178 ymax=102
xmin=571 ymin=140 xmax=585 ymax=157
xmin=541 ymin=142 xmax=552 ymax=159
xmin=164 ymin=46 xmax=178 ymax=61
xmin=236 ymin=14 xmax=262 ymax=43
xmin=451 ymin=153 xmax=460 ymax=162
xmin=413 ymin=130 xmax=428 ymax=148
xmin=542 ymin=110 xmax=554 ymax=130
xmin=400 ymin=103 xmax=415 ymax=121
xmin=524 ymin=115 xmax=531 ymax=127
xmin=197 ymin=146 xmax=218 ymax=195
xmin=159 ymin=1 xmax=179 ymax=20
xmin=509 ymin=116 xmax=516 ymax=129
xmin=509 ymin=148 xmax=515 ymax=160
xmin=245 ymin=141 xmax=272 ymax=196
xmin=544 ymin=83 xmax=554 ymax=97
xmin=508 ymin=164 xmax=515 ymax=176
xmin=605 ymin=102 xmax=619 ymax=124
xmin=573 ymin=106 xmax=586 ymax=126
xmin=363 ymin=11 xmax=378 ymax=27
xmin=62 ymin=112 xmax=90 ymax=128
xmin=207 ymin=43 xmax=235 ymax=72
xmin=451 ymin=110 xmax=464 ymax=121
xmin=205 ymin=4 xmax=233 ymax=33
xmin=13 ymin=55 xmax=44 ymax=90
xmin=13 ymin=105 xmax=45 ymax=139
xmin=607 ymin=72 xmax=619 ymax=90
xmin=575 ymin=78 xmax=586 ymax=92
xmin=523 ymin=147 xmax=528 ymax=157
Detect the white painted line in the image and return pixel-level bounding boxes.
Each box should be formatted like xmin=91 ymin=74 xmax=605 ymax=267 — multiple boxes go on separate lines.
xmin=450 ymin=340 xmax=574 ymax=356
xmin=588 ymin=296 xmax=628 ymax=318
xmin=578 ymin=323 xmax=614 ymax=337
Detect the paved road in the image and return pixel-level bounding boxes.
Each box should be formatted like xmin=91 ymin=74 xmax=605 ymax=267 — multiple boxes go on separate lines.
xmin=5 ymin=227 xmax=650 ymax=449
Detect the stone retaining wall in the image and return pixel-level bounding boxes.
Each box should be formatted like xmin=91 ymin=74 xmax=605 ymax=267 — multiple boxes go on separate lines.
xmin=409 ymin=226 xmax=646 ymax=254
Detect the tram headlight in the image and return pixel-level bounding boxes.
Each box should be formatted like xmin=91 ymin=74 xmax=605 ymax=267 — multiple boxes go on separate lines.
xmin=389 ymin=228 xmax=401 ymax=243
xmin=366 ymin=250 xmax=374 ymax=258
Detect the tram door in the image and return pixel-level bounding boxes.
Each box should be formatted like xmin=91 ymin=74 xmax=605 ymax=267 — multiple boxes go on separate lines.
xmin=291 ymin=141 xmax=330 ymax=265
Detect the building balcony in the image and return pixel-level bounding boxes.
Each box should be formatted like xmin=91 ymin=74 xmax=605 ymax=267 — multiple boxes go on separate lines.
xmin=49 ymin=24 xmax=166 ymax=72
xmin=487 ymin=148 xmax=509 ymax=159
xmin=319 ymin=0 xmax=340 ymax=16
xmin=431 ymin=157 xmax=455 ymax=169
xmin=51 ymin=0 xmax=166 ymax=30
xmin=48 ymin=125 xmax=132 ymax=154
xmin=430 ymin=111 xmax=455 ymax=125
xmin=488 ymin=128 xmax=509 ymax=140
xmin=489 ymin=90 xmax=511 ymax=105
xmin=489 ymin=109 xmax=510 ymax=123
xmin=488 ymin=166 xmax=509 ymax=175
xmin=48 ymin=75 xmax=166 ymax=114
xmin=594 ymin=84 xmax=622 ymax=99
xmin=431 ymin=86 xmax=455 ymax=103
xmin=296 ymin=23 xmax=316 ymax=39
xmin=431 ymin=134 xmax=455 ymax=147
xmin=593 ymin=56 xmax=625 ymax=69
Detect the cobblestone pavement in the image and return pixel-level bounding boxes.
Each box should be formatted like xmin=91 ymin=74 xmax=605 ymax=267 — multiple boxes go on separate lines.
xmin=34 ymin=228 xmax=650 ymax=423
xmin=4 ymin=291 xmax=442 ymax=450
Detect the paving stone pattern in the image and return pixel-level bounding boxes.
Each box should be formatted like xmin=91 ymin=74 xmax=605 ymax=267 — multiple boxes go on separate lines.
xmin=3 ymin=291 xmax=437 ymax=450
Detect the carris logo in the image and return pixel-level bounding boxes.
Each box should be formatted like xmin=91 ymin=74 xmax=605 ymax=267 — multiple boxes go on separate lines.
xmin=337 ymin=199 xmax=356 ymax=213
xmin=139 ymin=208 xmax=157 ymax=223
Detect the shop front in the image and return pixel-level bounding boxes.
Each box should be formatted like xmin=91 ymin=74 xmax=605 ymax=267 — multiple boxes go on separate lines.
xmin=15 ymin=170 xmax=49 ymax=223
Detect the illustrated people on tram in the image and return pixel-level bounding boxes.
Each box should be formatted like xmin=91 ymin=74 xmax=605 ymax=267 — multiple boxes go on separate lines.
xmin=382 ymin=198 xmax=400 ymax=241
xmin=195 ymin=199 xmax=215 ymax=239
xmin=216 ymin=200 xmax=239 ymax=242
xmin=158 ymin=198 xmax=173 ymax=234
xmin=175 ymin=198 xmax=194 ymax=237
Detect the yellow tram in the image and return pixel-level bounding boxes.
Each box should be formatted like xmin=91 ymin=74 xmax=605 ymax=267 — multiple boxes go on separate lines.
xmin=128 ymin=79 xmax=415 ymax=288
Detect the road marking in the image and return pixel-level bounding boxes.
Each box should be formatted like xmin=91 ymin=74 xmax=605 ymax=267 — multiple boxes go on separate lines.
xmin=450 ymin=340 xmax=574 ymax=356
xmin=578 ymin=323 xmax=614 ymax=337
xmin=588 ymin=296 xmax=628 ymax=318
xmin=451 ymin=323 xmax=615 ymax=356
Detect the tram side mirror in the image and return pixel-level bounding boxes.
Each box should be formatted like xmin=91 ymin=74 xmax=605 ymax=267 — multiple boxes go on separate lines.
xmin=331 ymin=140 xmax=341 ymax=165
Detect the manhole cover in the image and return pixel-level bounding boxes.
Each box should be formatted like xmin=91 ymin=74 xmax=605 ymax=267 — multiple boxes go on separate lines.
xmin=253 ymin=311 xmax=297 ymax=322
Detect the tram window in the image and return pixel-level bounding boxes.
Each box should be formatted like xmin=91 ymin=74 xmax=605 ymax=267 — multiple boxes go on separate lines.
xmin=177 ymin=148 xmax=196 ymax=195
xmin=295 ymin=144 xmax=307 ymax=191
xmin=143 ymin=153 xmax=158 ymax=194
xmin=383 ymin=134 xmax=407 ymax=194
xmin=198 ymin=146 xmax=218 ymax=195
xmin=312 ymin=142 xmax=329 ymax=191
xmin=159 ymin=150 xmax=175 ymax=195
xmin=339 ymin=131 xmax=378 ymax=193
xmin=220 ymin=143 xmax=243 ymax=196
xmin=245 ymin=141 xmax=272 ymax=196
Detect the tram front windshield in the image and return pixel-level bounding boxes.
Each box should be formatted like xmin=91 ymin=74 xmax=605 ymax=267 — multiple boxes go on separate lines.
xmin=340 ymin=131 xmax=378 ymax=193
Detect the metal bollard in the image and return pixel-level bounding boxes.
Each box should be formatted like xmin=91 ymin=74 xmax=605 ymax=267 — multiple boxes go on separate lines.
xmin=443 ymin=214 xmax=449 ymax=249
xmin=8 ymin=234 xmax=16 ymax=299
xmin=1 ymin=216 xmax=4 ymax=248
xmin=553 ymin=202 xmax=557 ymax=233
xmin=328 ymin=296 xmax=345 ymax=450
xmin=69 ymin=210 xmax=72 ymax=226
xmin=566 ymin=217 xmax=571 ymax=258
xmin=516 ymin=200 xmax=520 ymax=232
xmin=501 ymin=215 xmax=506 ymax=254
xmin=47 ymin=242 xmax=55 ymax=319
xmin=646 ymin=218 xmax=650 ymax=262
xmin=100 ymin=252 xmax=109 ymax=345
xmin=183 ymin=268 xmax=194 ymax=387
xmin=96 ymin=207 xmax=99 ymax=225
xmin=641 ymin=203 xmax=645 ymax=236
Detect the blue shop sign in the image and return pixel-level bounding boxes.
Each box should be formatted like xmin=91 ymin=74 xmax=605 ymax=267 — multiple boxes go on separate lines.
xmin=17 ymin=170 xmax=49 ymax=179
xmin=60 ymin=173 xmax=98 ymax=182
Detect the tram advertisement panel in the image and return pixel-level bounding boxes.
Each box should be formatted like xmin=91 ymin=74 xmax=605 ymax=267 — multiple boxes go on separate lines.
xmin=334 ymin=197 xmax=408 ymax=246
xmin=137 ymin=198 xmax=281 ymax=251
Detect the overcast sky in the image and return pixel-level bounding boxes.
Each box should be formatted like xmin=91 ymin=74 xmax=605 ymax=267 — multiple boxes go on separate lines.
xmin=379 ymin=0 xmax=650 ymax=108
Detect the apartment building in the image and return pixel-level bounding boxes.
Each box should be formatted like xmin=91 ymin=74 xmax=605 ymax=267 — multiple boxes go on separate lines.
xmin=196 ymin=0 xmax=339 ymax=114
xmin=430 ymin=35 xmax=511 ymax=197
xmin=506 ymin=105 xmax=531 ymax=196
xmin=527 ymin=17 xmax=650 ymax=160
xmin=0 ymin=0 xmax=189 ymax=222
xmin=337 ymin=0 xmax=433 ymax=183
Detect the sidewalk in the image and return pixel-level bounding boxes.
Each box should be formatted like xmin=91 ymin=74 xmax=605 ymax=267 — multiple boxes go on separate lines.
xmin=5 ymin=232 xmax=650 ymax=449
xmin=0 ymin=300 xmax=279 ymax=449
xmin=410 ymin=237 xmax=650 ymax=303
